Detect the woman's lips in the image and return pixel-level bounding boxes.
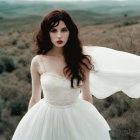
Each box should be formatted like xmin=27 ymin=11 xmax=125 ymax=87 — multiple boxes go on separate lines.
xmin=57 ymin=41 xmax=63 ymax=44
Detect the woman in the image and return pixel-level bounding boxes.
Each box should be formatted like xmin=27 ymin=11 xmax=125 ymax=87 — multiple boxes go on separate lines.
xmin=12 ymin=9 xmax=140 ymax=140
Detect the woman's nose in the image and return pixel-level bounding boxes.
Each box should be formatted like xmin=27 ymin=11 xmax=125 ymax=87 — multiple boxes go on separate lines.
xmin=57 ymin=31 xmax=62 ymax=38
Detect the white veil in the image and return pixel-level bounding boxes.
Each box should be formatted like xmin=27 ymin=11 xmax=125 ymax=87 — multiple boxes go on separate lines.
xmin=81 ymin=46 xmax=140 ymax=99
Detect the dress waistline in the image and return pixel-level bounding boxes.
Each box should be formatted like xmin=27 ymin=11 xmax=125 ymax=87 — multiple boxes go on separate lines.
xmin=43 ymin=98 xmax=78 ymax=109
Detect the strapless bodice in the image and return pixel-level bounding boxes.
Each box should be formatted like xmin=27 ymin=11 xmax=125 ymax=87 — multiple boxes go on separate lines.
xmin=40 ymin=72 xmax=81 ymax=107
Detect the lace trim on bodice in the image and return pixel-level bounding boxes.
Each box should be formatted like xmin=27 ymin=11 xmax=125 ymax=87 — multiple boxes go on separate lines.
xmin=40 ymin=72 xmax=71 ymax=82
xmin=36 ymin=55 xmax=82 ymax=108
xmin=39 ymin=71 xmax=81 ymax=107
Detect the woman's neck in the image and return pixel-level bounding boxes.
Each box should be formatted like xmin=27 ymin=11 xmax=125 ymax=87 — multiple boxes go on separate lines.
xmin=46 ymin=46 xmax=64 ymax=56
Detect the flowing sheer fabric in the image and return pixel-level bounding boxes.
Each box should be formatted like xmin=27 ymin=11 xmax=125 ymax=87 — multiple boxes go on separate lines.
xmin=82 ymin=46 xmax=140 ymax=99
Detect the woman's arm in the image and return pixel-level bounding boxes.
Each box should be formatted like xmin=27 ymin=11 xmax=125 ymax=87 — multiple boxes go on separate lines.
xmin=80 ymin=58 xmax=93 ymax=104
xmin=28 ymin=56 xmax=42 ymax=111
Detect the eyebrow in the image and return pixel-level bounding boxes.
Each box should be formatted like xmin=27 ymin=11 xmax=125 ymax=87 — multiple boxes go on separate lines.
xmin=52 ymin=27 xmax=67 ymax=30
xmin=62 ymin=27 xmax=67 ymax=29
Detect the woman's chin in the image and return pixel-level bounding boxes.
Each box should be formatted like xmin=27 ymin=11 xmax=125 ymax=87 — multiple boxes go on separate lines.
xmin=54 ymin=44 xmax=65 ymax=48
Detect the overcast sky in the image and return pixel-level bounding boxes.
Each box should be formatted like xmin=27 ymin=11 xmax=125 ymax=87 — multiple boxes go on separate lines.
xmin=0 ymin=0 xmax=129 ymax=2
xmin=28 ymin=0 xmax=128 ymax=1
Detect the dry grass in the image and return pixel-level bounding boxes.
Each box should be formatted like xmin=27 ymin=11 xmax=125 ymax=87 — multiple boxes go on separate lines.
xmin=0 ymin=16 xmax=140 ymax=140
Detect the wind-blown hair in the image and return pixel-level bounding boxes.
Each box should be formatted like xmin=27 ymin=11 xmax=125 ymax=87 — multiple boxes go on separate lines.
xmin=33 ymin=9 xmax=94 ymax=88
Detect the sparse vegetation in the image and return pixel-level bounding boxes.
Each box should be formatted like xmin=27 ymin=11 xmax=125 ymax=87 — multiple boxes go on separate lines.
xmin=11 ymin=38 xmax=17 ymax=45
xmin=17 ymin=43 xmax=27 ymax=50
xmin=0 ymin=99 xmax=4 ymax=134
xmin=0 ymin=55 xmax=16 ymax=74
xmin=17 ymin=57 xmax=27 ymax=66
xmin=0 ymin=1 xmax=140 ymax=140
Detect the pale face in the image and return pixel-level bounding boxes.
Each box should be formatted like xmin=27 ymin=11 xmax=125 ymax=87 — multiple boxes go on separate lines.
xmin=49 ymin=20 xmax=70 ymax=48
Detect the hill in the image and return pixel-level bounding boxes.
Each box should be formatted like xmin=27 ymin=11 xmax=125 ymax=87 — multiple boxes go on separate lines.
xmin=0 ymin=1 xmax=140 ymax=140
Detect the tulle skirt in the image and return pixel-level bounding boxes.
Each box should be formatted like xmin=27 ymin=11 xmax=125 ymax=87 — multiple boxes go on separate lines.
xmin=12 ymin=98 xmax=111 ymax=140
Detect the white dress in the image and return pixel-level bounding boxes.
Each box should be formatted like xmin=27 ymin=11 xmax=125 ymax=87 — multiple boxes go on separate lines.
xmin=12 ymin=46 xmax=140 ymax=140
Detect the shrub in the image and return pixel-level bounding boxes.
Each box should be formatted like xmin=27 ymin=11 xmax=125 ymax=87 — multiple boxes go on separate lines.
xmin=11 ymin=38 xmax=17 ymax=45
xmin=107 ymin=97 xmax=131 ymax=118
xmin=14 ymin=69 xmax=29 ymax=81
xmin=123 ymin=21 xmax=138 ymax=26
xmin=9 ymin=96 xmax=27 ymax=116
xmin=10 ymin=50 xmax=16 ymax=56
xmin=0 ymin=85 xmax=19 ymax=102
xmin=0 ymin=99 xmax=4 ymax=133
xmin=0 ymin=55 xmax=16 ymax=73
xmin=17 ymin=43 xmax=26 ymax=49
xmin=114 ymin=21 xmax=139 ymax=28
xmin=27 ymin=72 xmax=31 ymax=83
xmin=108 ymin=104 xmax=119 ymax=118
xmin=17 ymin=57 xmax=27 ymax=66
xmin=93 ymin=97 xmax=108 ymax=112
xmin=0 ymin=16 xmax=4 ymax=20
xmin=0 ymin=84 xmax=29 ymax=116
xmin=0 ymin=123 xmax=4 ymax=134
xmin=0 ymin=59 xmax=6 ymax=73
xmin=111 ymin=118 xmax=140 ymax=140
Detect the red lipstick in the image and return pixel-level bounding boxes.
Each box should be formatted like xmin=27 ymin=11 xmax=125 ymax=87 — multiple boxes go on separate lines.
xmin=57 ymin=40 xmax=63 ymax=44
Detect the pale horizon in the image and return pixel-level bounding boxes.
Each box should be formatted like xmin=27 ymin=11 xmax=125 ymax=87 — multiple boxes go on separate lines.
xmin=0 ymin=0 xmax=131 ymax=2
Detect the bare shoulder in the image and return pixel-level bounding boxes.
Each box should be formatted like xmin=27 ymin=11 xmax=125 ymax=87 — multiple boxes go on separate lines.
xmin=30 ymin=55 xmax=40 ymax=73
xmin=31 ymin=55 xmax=40 ymax=65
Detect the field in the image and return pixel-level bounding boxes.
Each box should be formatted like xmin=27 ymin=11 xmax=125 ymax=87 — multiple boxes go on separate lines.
xmin=0 ymin=1 xmax=140 ymax=140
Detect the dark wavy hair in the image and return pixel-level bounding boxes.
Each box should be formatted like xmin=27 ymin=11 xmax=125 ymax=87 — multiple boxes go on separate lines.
xmin=33 ymin=9 xmax=94 ymax=88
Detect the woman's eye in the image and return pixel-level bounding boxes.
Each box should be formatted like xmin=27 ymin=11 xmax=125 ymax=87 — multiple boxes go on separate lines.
xmin=50 ymin=28 xmax=68 ymax=33
xmin=62 ymin=28 xmax=68 ymax=32
xmin=50 ymin=29 xmax=56 ymax=32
